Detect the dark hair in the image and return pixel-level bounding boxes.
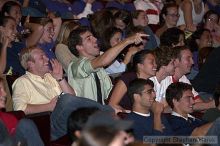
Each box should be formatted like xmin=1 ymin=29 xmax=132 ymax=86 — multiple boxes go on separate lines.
xmin=114 ymin=10 xmax=133 ymax=29
xmin=101 ymin=27 xmax=122 ymax=52
xmin=68 ymin=26 xmax=90 ymax=57
xmin=166 ymin=82 xmax=192 ymax=109
xmin=160 ymin=27 xmax=185 ymax=47
xmin=131 ymin=10 xmax=145 ymax=19
xmin=172 ymin=45 xmax=191 ymax=61
xmin=130 ymin=50 xmax=153 ymax=72
xmin=90 ymin=10 xmax=114 ymax=39
xmin=159 ymin=3 xmax=178 ymax=26
xmin=78 ymin=126 xmax=119 ymax=146
xmin=67 ymin=107 xmax=99 ymax=142
xmin=128 ymin=78 xmax=154 ymax=104
xmin=154 ymin=46 xmax=177 ymax=70
xmin=213 ymin=84 xmax=220 ymax=107
xmin=198 ymin=10 xmax=219 ymax=29
xmin=1 ymin=1 xmax=21 ymax=16
xmin=198 ymin=47 xmax=214 ymax=69
xmin=186 ymin=28 xmax=210 ymax=52
xmin=0 ymin=16 xmax=16 ymax=27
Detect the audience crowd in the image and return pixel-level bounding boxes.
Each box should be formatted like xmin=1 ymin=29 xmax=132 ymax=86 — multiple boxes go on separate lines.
xmin=1 ymin=0 xmax=220 ymax=146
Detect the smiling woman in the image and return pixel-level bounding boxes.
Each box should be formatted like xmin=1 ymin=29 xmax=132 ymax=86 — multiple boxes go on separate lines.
xmin=108 ymin=50 xmax=157 ymax=111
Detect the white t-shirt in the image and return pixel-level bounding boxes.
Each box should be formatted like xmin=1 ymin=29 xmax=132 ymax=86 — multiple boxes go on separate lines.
xmin=150 ymin=75 xmax=199 ymax=102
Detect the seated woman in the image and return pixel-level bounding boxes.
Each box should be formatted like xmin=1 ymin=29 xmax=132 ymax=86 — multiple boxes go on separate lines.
xmin=156 ymin=3 xmax=179 ymax=40
xmin=108 ymin=50 xmax=157 ymax=112
xmin=101 ymin=27 xmax=141 ymax=75
xmin=198 ymin=10 xmax=220 ymax=47
xmin=132 ymin=10 xmax=157 ymax=50
xmin=55 ymin=20 xmax=80 ymax=73
xmin=0 ymin=77 xmax=44 ymax=146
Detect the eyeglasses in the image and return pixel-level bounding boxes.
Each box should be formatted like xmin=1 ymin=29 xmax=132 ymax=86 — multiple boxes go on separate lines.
xmin=167 ymin=14 xmax=180 ymax=18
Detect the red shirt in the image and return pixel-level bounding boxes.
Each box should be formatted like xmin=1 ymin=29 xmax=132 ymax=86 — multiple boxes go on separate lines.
xmin=0 ymin=111 xmax=18 ymax=135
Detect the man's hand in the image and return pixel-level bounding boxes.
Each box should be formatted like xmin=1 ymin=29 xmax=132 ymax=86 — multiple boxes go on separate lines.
xmin=48 ymin=96 xmax=58 ymax=111
xmin=151 ymin=101 xmax=164 ymax=115
xmin=50 ymin=59 xmax=63 ymax=81
xmin=126 ymin=33 xmax=149 ymax=45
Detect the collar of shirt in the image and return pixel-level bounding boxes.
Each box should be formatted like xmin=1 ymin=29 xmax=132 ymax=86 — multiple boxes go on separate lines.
xmin=26 ymin=71 xmax=52 ymax=81
xmin=133 ymin=111 xmax=150 ymax=117
xmin=171 ymin=111 xmax=195 ymax=121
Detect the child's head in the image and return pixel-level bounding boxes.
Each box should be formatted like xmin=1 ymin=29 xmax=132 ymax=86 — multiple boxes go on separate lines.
xmin=0 ymin=77 xmax=6 ymax=109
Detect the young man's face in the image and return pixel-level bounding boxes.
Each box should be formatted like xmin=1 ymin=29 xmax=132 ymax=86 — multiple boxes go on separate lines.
xmin=78 ymin=31 xmax=99 ymax=58
xmin=174 ymin=89 xmax=195 ymax=115
xmin=175 ymin=49 xmax=194 ymax=75
xmin=29 ymin=48 xmax=50 ymax=75
xmin=139 ymin=85 xmax=156 ymax=109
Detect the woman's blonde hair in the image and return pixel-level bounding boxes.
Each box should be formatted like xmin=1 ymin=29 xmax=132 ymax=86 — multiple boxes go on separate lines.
xmin=57 ymin=20 xmax=80 ymax=45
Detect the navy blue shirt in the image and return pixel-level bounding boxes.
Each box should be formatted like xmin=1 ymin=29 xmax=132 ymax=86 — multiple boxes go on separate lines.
xmin=5 ymin=42 xmax=26 ymax=76
xmin=126 ymin=112 xmax=173 ymax=140
xmin=106 ymin=1 xmax=136 ymax=12
xmin=167 ymin=114 xmax=207 ymax=136
xmin=38 ymin=41 xmax=56 ymax=60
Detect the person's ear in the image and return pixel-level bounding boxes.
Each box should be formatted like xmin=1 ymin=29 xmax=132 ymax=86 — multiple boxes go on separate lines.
xmin=172 ymin=98 xmax=179 ymax=107
xmin=76 ymin=44 xmax=83 ymax=51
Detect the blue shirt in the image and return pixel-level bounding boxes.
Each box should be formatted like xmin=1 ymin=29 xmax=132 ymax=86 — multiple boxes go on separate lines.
xmin=71 ymin=0 xmax=103 ymax=15
xmin=167 ymin=113 xmax=207 ymax=136
xmin=106 ymin=1 xmax=136 ymax=12
xmin=144 ymin=26 xmax=158 ymax=50
xmin=38 ymin=41 xmax=56 ymax=60
xmin=126 ymin=112 xmax=173 ymax=140
xmin=5 ymin=42 xmax=26 ymax=76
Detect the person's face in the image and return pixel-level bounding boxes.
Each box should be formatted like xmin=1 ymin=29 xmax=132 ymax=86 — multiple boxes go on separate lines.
xmin=174 ymin=89 xmax=194 ymax=115
xmin=164 ymin=59 xmax=175 ymax=76
xmin=0 ymin=82 xmax=6 ymax=109
xmin=30 ymin=48 xmax=50 ymax=75
xmin=1 ymin=18 xmax=17 ymax=42
xmin=41 ymin=22 xmax=55 ymax=43
xmin=140 ymin=85 xmax=156 ymax=108
xmin=164 ymin=6 xmax=179 ymax=27
xmin=197 ymin=31 xmax=212 ymax=49
xmin=139 ymin=54 xmax=157 ymax=77
xmin=205 ymin=14 xmax=219 ymax=31
xmin=6 ymin=5 xmax=22 ymax=25
xmin=175 ymin=49 xmax=194 ymax=75
xmin=110 ymin=32 xmax=122 ymax=47
xmin=133 ymin=12 xmax=148 ymax=27
xmin=115 ymin=18 xmax=126 ymax=30
xmin=78 ymin=31 xmax=99 ymax=58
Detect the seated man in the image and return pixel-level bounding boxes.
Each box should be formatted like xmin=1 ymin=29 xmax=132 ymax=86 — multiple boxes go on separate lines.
xmin=67 ymin=26 xmax=146 ymax=104
xmin=165 ymin=82 xmax=213 ymax=136
xmin=12 ymin=45 xmax=113 ymax=140
xmin=150 ymin=46 xmax=177 ymax=112
xmin=126 ymin=78 xmax=173 ymax=140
